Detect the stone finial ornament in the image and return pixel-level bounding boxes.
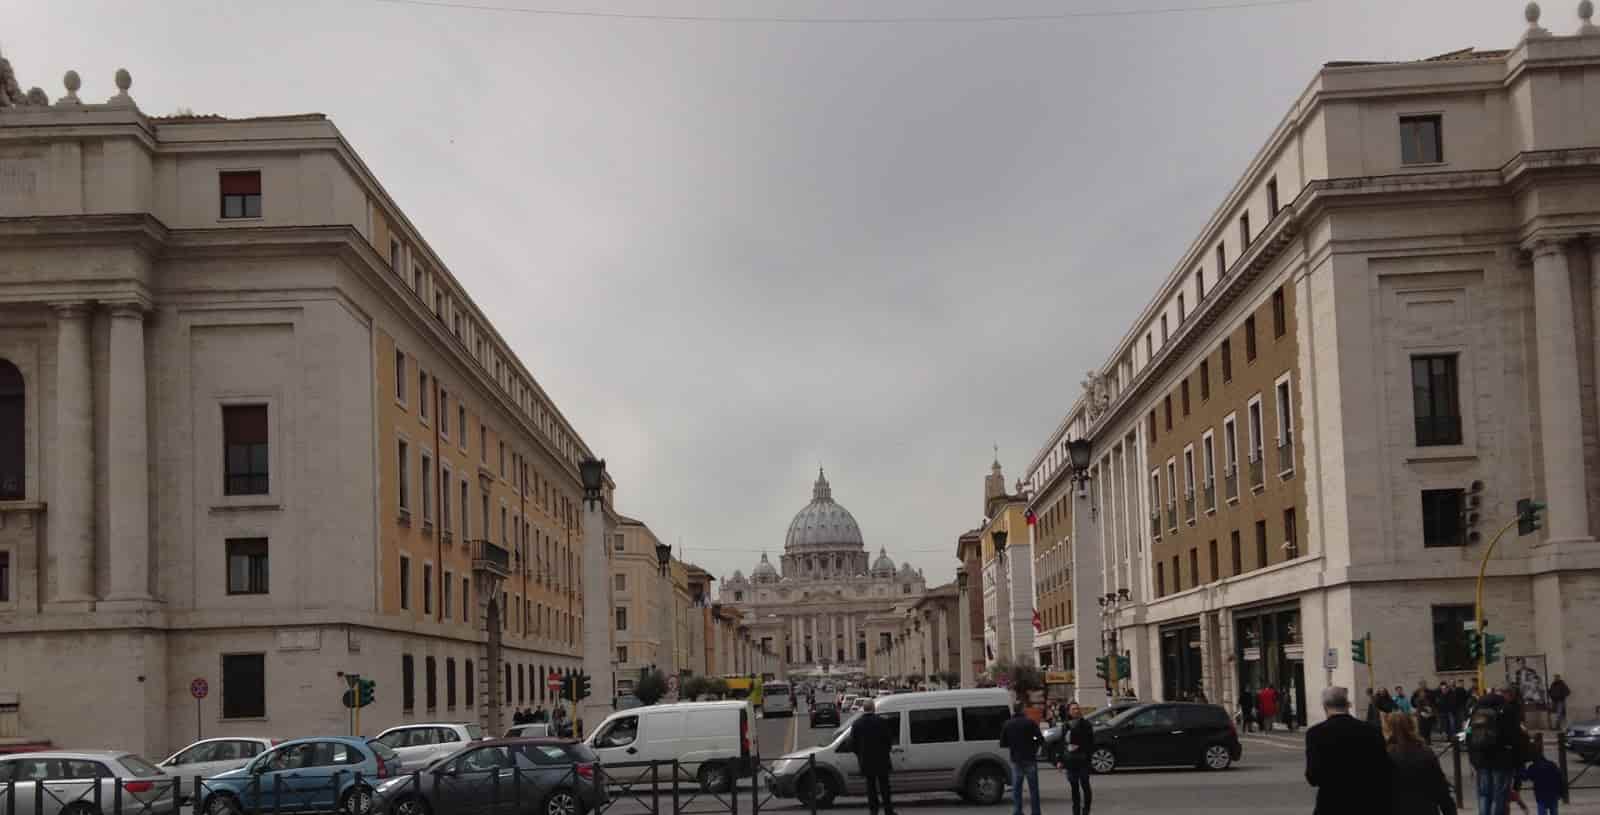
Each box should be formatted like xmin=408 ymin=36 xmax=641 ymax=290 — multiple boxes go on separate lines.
xmin=59 ymin=70 xmax=81 ymax=104
xmin=1524 ymin=1 xmax=1551 ymax=37
xmin=1580 ymin=0 xmax=1598 ymax=34
xmin=107 ymin=68 xmax=134 ymax=106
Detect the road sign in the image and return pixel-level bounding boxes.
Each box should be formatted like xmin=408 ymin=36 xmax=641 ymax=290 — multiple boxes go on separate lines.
xmin=548 ymin=672 xmax=562 ymax=693
xmin=190 ymin=678 xmax=209 ymax=700
xmin=1324 ymin=647 xmax=1338 ymax=670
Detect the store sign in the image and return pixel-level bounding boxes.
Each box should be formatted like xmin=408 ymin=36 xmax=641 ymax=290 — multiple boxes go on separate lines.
xmin=1242 ymin=647 xmax=1261 ymax=662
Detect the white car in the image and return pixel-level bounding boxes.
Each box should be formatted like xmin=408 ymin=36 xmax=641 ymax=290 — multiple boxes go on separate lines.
xmin=159 ymin=737 xmax=278 ymax=781
xmin=504 ymin=722 xmax=551 ymax=738
xmin=586 ymin=700 xmax=757 ymax=792
xmin=373 ymin=722 xmax=486 ymax=768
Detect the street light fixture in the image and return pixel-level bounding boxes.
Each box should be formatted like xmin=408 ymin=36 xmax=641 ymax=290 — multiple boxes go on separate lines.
xmin=1067 ymin=438 xmax=1092 ymax=472
xmin=991 ymin=529 xmax=1008 ymax=561
xmin=655 ymin=542 xmax=672 ymax=577
xmin=579 ymin=457 xmax=606 ymax=509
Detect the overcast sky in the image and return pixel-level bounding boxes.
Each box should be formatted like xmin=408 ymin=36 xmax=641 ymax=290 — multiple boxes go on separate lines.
xmin=14 ymin=0 xmax=1528 ymax=585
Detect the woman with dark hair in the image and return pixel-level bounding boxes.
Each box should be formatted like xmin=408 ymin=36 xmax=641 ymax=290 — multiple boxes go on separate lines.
xmin=1385 ymin=712 xmax=1455 ymax=815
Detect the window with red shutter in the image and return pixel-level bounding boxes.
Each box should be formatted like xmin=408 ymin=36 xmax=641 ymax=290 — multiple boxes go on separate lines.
xmin=220 ymin=171 xmax=262 ymax=219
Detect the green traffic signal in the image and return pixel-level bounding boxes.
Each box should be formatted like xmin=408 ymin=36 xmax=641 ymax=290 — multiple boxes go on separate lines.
xmin=560 ymin=674 xmax=573 ymax=701
xmin=358 ymin=678 xmax=376 ymax=708
xmin=1116 ymin=655 xmax=1131 ymax=681
xmin=1094 ymin=656 xmax=1109 ymax=681
xmin=578 ymin=673 xmax=592 ymax=701
xmin=1484 ymin=632 xmax=1505 ymax=664
xmin=1466 ymin=630 xmax=1481 ymax=661
xmin=1351 ymin=637 xmax=1367 ymax=665
xmin=1517 ymin=498 xmax=1547 ymax=537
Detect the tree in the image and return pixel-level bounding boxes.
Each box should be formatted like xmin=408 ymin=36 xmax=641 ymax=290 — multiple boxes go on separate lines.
xmin=634 ymin=667 xmax=669 ymax=706
xmin=681 ymin=676 xmax=710 ymax=701
xmin=706 ymin=677 xmax=730 ymax=699
xmin=936 ymin=671 xmax=961 ymax=689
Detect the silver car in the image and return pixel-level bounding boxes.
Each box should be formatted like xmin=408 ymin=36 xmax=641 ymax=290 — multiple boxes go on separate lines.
xmin=373 ymin=723 xmax=485 ymax=770
xmin=0 ymin=750 xmax=177 ymax=815
xmin=158 ymin=738 xmax=278 ymax=784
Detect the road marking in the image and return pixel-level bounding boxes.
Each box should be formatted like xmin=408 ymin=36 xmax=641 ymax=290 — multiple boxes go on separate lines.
xmin=1240 ymin=735 xmax=1302 ymax=752
xmin=787 ymin=711 xmax=798 ymax=753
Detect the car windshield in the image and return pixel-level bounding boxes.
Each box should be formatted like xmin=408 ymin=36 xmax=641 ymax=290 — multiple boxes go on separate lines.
xmin=368 ymin=741 xmax=400 ymax=764
xmin=465 ymin=724 xmax=484 ymax=740
xmin=118 ymin=755 xmax=166 ymax=778
xmin=815 ymin=702 xmax=835 ymax=711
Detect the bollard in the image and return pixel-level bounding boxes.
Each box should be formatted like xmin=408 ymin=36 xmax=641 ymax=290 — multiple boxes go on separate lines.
xmin=672 ymin=759 xmax=681 ymax=815
xmin=1452 ymin=738 xmax=1464 ymax=808
xmin=651 ymin=760 xmax=660 ymax=815
xmin=1559 ymin=731 xmax=1571 ymax=804
xmin=807 ymin=755 xmax=818 ymax=815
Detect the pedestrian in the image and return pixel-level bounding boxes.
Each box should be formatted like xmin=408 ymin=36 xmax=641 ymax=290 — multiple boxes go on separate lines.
xmin=1395 ymin=686 xmax=1415 ymax=716
xmin=1385 ymin=711 xmax=1456 ymax=815
xmin=1061 ymin=701 xmax=1094 ymax=815
xmin=1305 ymin=685 xmax=1392 ymax=815
xmin=1239 ymin=685 xmax=1257 ymax=733
xmin=1439 ymin=681 xmax=1457 ymax=736
xmin=1369 ymin=688 xmax=1397 ymax=725
xmin=999 ymin=703 xmax=1043 ymax=815
xmin=850 ymin=699 xmax=897 ymax=815
xmin=1258 ymin=684 xmax=1279 ymax=733
xmin=1468 ymin=688 xmax=1522 ymax=815
xmin=1519 ymin=743 xmax=1566 ymax=815
xmin=1415 ymin=685 xmax=1438 ymax=745
xmin=1549 ymin=675 xmax=1571 ymax=731
xmin=1281 ymin=685 xmax=1298 ymax=732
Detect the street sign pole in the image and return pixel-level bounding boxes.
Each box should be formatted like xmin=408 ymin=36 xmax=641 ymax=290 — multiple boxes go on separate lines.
xmin=189 ymin=678 xmax=209 ymax=742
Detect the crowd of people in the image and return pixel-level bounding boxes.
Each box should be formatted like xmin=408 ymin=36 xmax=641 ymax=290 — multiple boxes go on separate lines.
xmin=1238 ymin=683 xmax=1298 ymax=732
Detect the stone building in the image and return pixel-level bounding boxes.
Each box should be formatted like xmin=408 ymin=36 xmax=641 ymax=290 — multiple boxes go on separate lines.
xmin=719 ymin=470 xmax=925 ymax=679
xmin=610 ymin=516 xmax=691 ymax=694
xmin=0 ymin=63 xmax=613 ymax=756
xmin=1022 ymin=8 xmax=1600 ymax=721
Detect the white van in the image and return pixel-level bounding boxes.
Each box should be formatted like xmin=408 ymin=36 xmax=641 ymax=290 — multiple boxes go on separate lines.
xmin=585 ymin=700 xmax=757 ymax=793
xmin=767 ymin=688 xmax=1014 ymax=807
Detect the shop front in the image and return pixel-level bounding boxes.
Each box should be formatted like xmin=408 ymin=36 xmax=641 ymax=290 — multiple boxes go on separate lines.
xmin=1234 ymin=601 xmax=1307 ymax=728
xmin=1160 ymin=619 xmax=1204 ymax=701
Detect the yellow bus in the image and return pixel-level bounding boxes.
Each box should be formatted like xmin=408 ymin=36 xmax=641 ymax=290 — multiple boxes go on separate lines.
xmin=724 ymin=676 xmax=763 ymax=708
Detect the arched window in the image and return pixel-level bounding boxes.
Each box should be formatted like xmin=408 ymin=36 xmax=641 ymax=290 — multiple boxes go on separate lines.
xmin=0 ymin=360 xmax=22 ymax=500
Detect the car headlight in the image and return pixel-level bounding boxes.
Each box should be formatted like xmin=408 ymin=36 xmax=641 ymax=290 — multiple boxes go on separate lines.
xmin=375 ymin=778 xmax=410 ymax=793
xmin=1586 ymin=726 xmax=1600 ymax=736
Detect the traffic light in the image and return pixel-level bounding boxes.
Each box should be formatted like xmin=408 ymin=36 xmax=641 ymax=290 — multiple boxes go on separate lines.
xmin=1094 ymin=656 xmax=1109 ymax=681
xmin=1484 ymin=632 xmax=1505 ymax=664
xmin=1466 ymin=630 xmax=1481 ymax=661
xmin=577 ymin=673 xmax=592 ymax=701
xmin=342 ymin=689 xmax=356 ymax=709
xmin=1116 ymin=654 xmax=1131 ymax=681
xmin=358 ymin=679 xmax=376 ymax=708
xmin=1351 ymin=636 xmax=1368 ymax=665
xmin=560 ymin=674 xmax=573 ymax=701
xmin=1518 ymin=498 xmax=1547 ymax=537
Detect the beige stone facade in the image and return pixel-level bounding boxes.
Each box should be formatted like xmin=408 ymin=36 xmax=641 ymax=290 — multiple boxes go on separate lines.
xmin=0 ymin=66 xmax=611 ymax=756
xmin=1022 ymin=17 xmax=1600 ymax=723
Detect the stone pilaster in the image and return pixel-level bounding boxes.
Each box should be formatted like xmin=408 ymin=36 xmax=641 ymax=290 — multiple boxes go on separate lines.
xmin=103 ymin=302 xmax=152 ymax=605
xmin=1530 ymin=239 xmax=1594 ymax=542
xmin=49 ymin=302 xmax=95 ymax=607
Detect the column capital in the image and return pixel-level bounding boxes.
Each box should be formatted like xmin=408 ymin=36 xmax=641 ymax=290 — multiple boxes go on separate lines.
xmin=105 ymin=300 xmax=150 ymax=319
xmin=1526 ymin=237 xmax=1570 ymax=259
xmin=50 ymin=301 xmax=93 ymax=319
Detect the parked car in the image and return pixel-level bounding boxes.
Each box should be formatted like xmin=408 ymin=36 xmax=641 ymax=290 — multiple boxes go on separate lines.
xmin=373 ymin=723 xmax=485 ymax=769
xmin=615 ymin=695 xmax=643 ymax=711
xmin=768 ymin=688 xmax=1015 ymax=807
xmin=0 ymin=751 xmax=177 ymax=815
xmin=160 ymin=738 xmax=279 ymax=786
xmin=372 ymin=738 xmax=605 ymax=815
xmin=1040 ymin=703 xmax=1139 ymax=764
xmin=506 ymin=723 xmax=552 ymax=739
xmin=199 ymin=737 xmax=402 ymax=815
xmin=585 ymin=700 xmax=756 ymax=793
xmin=1085 ymin=702 xmax=1241 ymax=773
xmin=809 ymin=701 xmax=840 ymax=729
xmin=1566 ymin=719 xmax=1600 ymax=763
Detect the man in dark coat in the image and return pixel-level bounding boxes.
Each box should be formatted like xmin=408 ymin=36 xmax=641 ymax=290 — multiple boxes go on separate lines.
xmin=998 ymin=704 xmax=1043 ymax=815
xmin=1305 ymin=685 xmax=1391 ymax=815
xmin=1061 ymin=701 xmax=1095 ymax=815
xmin=850 ymin=699 xmax=896 ymax=815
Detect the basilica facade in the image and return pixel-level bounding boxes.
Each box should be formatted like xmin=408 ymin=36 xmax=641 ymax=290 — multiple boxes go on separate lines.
xmin=719 ymin=470 xmax=925 ymax=677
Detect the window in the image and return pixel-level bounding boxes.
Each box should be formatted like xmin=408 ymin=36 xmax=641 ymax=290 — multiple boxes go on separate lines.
xmin=1239 ymin=212 xmax=1251 ymax=247
xmin=1422 ymin=490 xmax=1466 ymax=548
xmin=1148 ymin=411 xmax=1157 ymax=444
xmin=1275 ymin=375 xmax=1294 ymax=474
xmin=1400 ymin=115 xmax=1443 ymax=164
xmin=1284 ymin=507 xmax=1299 ymax=558
xmin=395 ymin=351 xmax=407 ymax=403
xmin=517 ymin=665 xmax=525 ymax=703
xmin=1145 ymin=333 xmax=1153 ymax=359
xmin=1181 ymin=380 xmax=1190 ymax=416
xmin=399 ymin=555 xmax=412 ymax=611
xmin=1244 ymin=316 xmax=1257 ymax=361
xmin=219 ymin=171 xmax=262 ymax=219
xmin=1222 ymin=415 xmax=1239 ymax=500
xmin=0 ymin=360 xmax=24 ymax=500
xmin=1208 ymin=540 xmax=1219 ymax=582
xmin=1215 ymin=243 xmax=1226 ymax=277
xmin=221 ymin=653 xmax=265 ymax=719
xmin=1189 ymin=548 xmax=1199 ymax=587
xmin=1172 ymin=555 xmax=1181 ymax=590
xmin=614 ymin=574 xmax=626 ymax=592
xmin=390 ymin=239 xmax=402 ymax=273
xmin=462 ymin=576 xmax=471 ymax=622
xmin=419 ymin=374 xmax=430 ymax=421
xmin=402 ymin=654 xmax=416 ymax=712
xmin=421 ymin=453 xmax=433 ymax=523
xmin=480 ymin=424 xmax=487 ymax=462
xmin=1431 ymin=604 xmax=1475 ymax=671
xmin=1199 ymin=360 xmax=1210 ymax=401
xmin=1271 ymin=287 xmax=1286 ymax=338
xmin=446 ymin=658 xmax=457 ymax=708
xmin=960 ymin=705 xmax=1008 ymax=742
xmin=615 ymin=607 xmax=628 ymax=631
xmin=1201 ymin=432 xmax=1217 ymax=510
xmin=1412 ymin=355 xmax=1463 ymax=446
xmin=1160 ymin=314 xmax=1169 ymax=343
xmin=0 ymin=551 xmax=9 ymax=603
xmin=499 ymin=442 xmax=506 ymax=477
xmin=443 ymin=572 xmax=453 ymax=619
xmin=458 ymin=406 xmax=467 ymax=449
xmin=1230 ymin=530 xmax=1242 ymax=575
xmin=222 ymin=405 xmax=269 ymax=496
xmin=439 ymin=390 xmax=449 ymax=437
xmin=909 ymin=708 xmax=959 ymax=743
xmin=397 ymin=440 xmax=410 ymax=512
xmin=1266 ymin=176 xmax=1280 ymax=217
xmin=1183 ymin=447 xmax=1196 ymax=521
xmin=1177 ymin=293 xmax=1186 ymax=323
xmin=613 ymin=534 xmax=625 ymax=551
xmin=1254 ymin=520 xmax=1268 ymax=570
xmin=426 ymin=656 xmax=438 ymax=711
xmin=617 ymin=646 xmax=629 ymax=663
xmin=1247 ymin=398 xmax=1264 ymax=475
xmin=423 ymin=563 xmax=434 ymax=615
xmin=1195 ymin=269 xmax=1206 ymax=301
xmin=1220 ymin=339 xmax=1233 ymax=382
xmin=460 ymin=480 xmax=471 ymax=538
xmin=1164 ymin=395 xmax=1173 ymax=431
xmin=226 ymin=538 xmax=269 ymax=595
xmin=1155 ymin=562 xmax=1165 ymax=596
xmin=465 ymin=659 xmax=474 ymax=706
xmin=441 ymin=466 xmax=453 ymax=537
xmin=1149 ymin=470 xmax=1162 ymax=538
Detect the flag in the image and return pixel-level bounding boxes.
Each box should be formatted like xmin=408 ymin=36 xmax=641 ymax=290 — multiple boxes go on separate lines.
xmin=1025 ymin=508 xmax=1037 ymax=526
xmin=1032 ymin=608 xmax=1043 ymax=632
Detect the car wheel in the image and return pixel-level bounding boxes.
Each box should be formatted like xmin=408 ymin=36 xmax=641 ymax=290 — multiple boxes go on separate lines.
xmin=340 ymin=785 xmax=375 ymax=815
xmin=698 ymin=762 xmax=732 ymax=794
xmin=543 ymin=787 xmax=580 ymax=815
xmin=392 ymin=796 xmax=431 ymax=815
xmin=1202 ymin=744 xmax=1233 ymax=770
xmin=1089 ymin=747 xmax=1117 ymax=774
xmin=796 ymin=771 xmax=837 ymax=808
xmin=202 ymin=795 xmax=241 ymax=815
xmin=964 ymin=764 xmax=1005 ymax=806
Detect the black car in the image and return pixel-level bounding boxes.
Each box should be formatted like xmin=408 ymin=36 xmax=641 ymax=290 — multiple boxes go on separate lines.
xmin=809 ymin=701 xmax=840 ymax=729
xmin=371 ymin=738 xmax=606 ymax=815
xmin=1086 ymin=703 xmax=1241 ymax=773
xmin=1040 ymin=702 xmax=1140 ymax=764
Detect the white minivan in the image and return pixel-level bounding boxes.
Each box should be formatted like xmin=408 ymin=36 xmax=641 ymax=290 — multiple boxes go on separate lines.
xmin=768 ymin=688 xmax=1014 ymax=807
xmin=585 ymin=700 xmax=757 ymax=793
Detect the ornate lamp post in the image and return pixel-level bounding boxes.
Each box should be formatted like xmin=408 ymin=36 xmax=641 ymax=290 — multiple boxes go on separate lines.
xmin=577 ymin=456 xmax=612 ymax=736
xmin=654 ymin=541 xmax=675 ymax=687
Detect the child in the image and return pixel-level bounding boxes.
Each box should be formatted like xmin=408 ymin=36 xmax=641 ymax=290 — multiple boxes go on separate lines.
xmin=1519 ymin=751 xmax=1566 ymax=815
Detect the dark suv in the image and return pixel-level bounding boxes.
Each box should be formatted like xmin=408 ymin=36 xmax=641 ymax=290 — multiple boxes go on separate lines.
xmin=809 ymin=701 xmax=840 ymax=729
xmin=1087 ymin=703 xmax=1241 ymax=773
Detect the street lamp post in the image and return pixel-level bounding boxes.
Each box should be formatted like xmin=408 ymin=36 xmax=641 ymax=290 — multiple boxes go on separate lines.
xmin=956 ymin=567 xmax=974 ymax=688
xmin=578 ymin=457 xmax=613 ymax=736
xmin=990 ymin=528 xmax=1012 ymax=664
xmin=1065 ymin=437 xmax=1108 ymax=707
xmin=655 ymin=542 xmax=675 ymax=691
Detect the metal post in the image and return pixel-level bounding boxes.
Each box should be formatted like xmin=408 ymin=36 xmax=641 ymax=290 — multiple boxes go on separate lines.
xmin=1559 ymin=731 xmax=1571 ymax=804
xmin=197 ymin=697 xmax=203 ymax=743
xmin=807 ymin=755 xmax=818 ymax=815
xmin=672 ymin=760 xmax=681 ymax=815
xmin=1452 ymin=739 xmax=1464 ymax=808
xmin=273 ymin=774 xmax=282 ymax=815
xmin=1474 ymin=517 xmax=1521 ymax=691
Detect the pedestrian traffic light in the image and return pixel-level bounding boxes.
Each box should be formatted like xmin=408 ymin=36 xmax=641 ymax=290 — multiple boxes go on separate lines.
xmin=1484 ymin=632 xmax=1505 ymax=664
xmin=1517 ymin=498 xmax=1547 ymax=537
xmin=1094 ymin=656 xmax=1109 ymax=681
xmin=1351 ymin=636 xmax=1368 ymax=665
xmin=1466 ymin=630 xmax=1481 ymax=661
xmin=358 ymin=679 xmax=376 ymax=708
xmin=1116 ymin=654 xmax=1131 ymax=681
xmin=577 ymin=673 xmax=592 ymax=701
